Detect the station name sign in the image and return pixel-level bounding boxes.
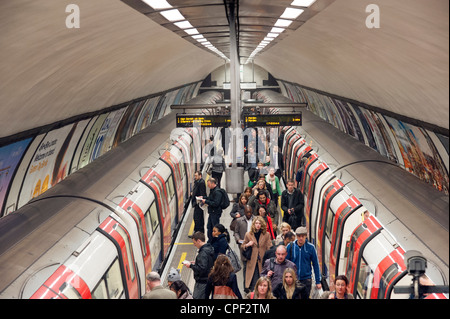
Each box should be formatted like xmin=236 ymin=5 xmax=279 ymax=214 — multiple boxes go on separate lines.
xmin=244 ymin=113 xmax=302 ymax=127
xmin=176 ymin=114 xmax=231 ymax=128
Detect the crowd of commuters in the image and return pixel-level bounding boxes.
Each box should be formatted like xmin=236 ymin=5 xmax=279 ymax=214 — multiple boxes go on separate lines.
xmin=143 ymin=128 xmax=354 ymax=300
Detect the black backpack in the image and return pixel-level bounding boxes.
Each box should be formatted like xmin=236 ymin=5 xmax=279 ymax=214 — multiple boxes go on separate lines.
xmin=217 ymin=188 xmax=230 ymax=209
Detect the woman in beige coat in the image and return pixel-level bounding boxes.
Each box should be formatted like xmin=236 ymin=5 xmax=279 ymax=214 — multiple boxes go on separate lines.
xmin=242 ymin=216 xmax=273 ymax=292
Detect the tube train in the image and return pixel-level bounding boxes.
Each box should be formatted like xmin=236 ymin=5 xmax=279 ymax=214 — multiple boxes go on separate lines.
xmin=256 ymin=90 xmax=448 ymax=299
xmin=0 ymin=89 xmax=447 ymax=299
xmin=0 ymin=92 xmax=220 ymax=299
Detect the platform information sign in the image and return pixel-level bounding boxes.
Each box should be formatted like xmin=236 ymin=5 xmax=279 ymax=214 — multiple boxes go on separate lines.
xmin=244 ymin=113 xmax=302 ymax=127
xmin=176 ymin=114 xmax=231 ymax=127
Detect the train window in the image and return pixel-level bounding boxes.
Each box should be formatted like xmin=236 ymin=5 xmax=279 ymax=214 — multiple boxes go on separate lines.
xmin=145 ymin=202 xmax=159 ymax=236
xmin=105 ymin=259 xmax=125 ymax=299
xmin=357 ymin=258 xmax=373 ymax=299
xmin=325 ymin=208 xmax=335 ymax=240
xmin=378 ymin=263 xmax=399 ymax=299
xmin=127 ymin=206 xmax=148 ymax=257
xmin=92 ymin=280 xmax=108 ymax=299
xmin=113 ymin=224 xmax=136 ymax=281
xmin=166 ymin=175 xmax=175 ymax=199
xmin=92 ymin=259 xmax=124 ymax=299
xmin=303 ymin=172 xmax=311 ymax=198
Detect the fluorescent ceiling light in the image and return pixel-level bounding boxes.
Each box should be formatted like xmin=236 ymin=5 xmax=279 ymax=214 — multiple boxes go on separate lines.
xmin=264 ymin=37 xmax=274 ymax=41
xmin=267 ymin=32 xmax=280 ymax=38
xmin=191 ymin=34 xmax=204 ymax=39
xmin=142 ymin=0 xmax=172 ymax=10
xmin=270 ymin=27 xmax=285 ymax=33
xmin=280 ymin=8 xmax=304 ymax=19
xmin=174 ymin=21 xmax=193 ymax=29
xmin=274 ymin=19 xmax=293 ymax=27
xmin=197 ymin=38 xmax=207 ymax=42
xmin=184 ymin=28 xmax=199 ymax=35
xmin=160 ymin=9 xmax=185 ymax=22
xmin=261 ymin=41 xmax=270 ymax=44
xmin=291 ymin=0 xmax=316 ymax=7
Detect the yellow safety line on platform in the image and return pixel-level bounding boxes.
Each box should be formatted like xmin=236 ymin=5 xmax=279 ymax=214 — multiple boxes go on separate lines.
xmin=188 ymin=220 xmax=195 ymax=236
xmin=174 ymin=242 xmax=194 ymax=245
xmin=177 ymin=252 xmax=187 ymax=272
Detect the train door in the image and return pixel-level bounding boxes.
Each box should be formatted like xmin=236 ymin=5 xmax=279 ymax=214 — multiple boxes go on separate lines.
xmin=327 ymin=196 xmax=363 ymax=284
xmin=283 ymin=129 xmax=298 ymax=179
xmin=316 ymin=179 xmax=344 ymax=273
xmin=120 ymin=182 xmax=163 ymax=273
xmin=299 ymin=152 xmax=317 ymax=193
xmin=162 ymin=150 xmax=184 ymax=224
xmin=345 ymin=216 xmax=383 ymax=297
xmin=290 ymin=138 xmax=306 ymax=178
xmin=98 ymin=216 xmax=140 ymax=299
xmin=309 ymin=171 xmax=335 ymax=244
xmin=118 ymin=198 xmax=152 ymax=275
xmin=303 ymin=161 xmax=328 ymax=229
xmin=141 ymin=167 xmax=172 ymax=258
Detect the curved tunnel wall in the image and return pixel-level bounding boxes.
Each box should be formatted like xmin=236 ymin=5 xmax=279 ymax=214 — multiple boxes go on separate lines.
xmin=0 ymin=83 xmax=223 ymax=217
xmin=277 ymin=79 xmax=449 ymax=194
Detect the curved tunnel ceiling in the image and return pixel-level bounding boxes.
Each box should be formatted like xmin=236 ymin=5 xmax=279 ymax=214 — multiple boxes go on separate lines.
xmin=0 ymin=0 xmax=448 ymax=140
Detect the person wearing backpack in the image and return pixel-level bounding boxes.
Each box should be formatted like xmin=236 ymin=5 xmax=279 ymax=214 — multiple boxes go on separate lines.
xmin=260 ymin=245 xmax=297 ymax=290
xmin=201 ymin=177 xmax=225 ymax=240
xmin=209 ymin=148 xmax=226 ymax=188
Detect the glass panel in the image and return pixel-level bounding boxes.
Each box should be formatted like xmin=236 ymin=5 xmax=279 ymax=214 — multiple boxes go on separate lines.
xmin=92 ymin=280 xmax=108 ymax=299
xmin=105 ymin=259 xmax=124 ymax=299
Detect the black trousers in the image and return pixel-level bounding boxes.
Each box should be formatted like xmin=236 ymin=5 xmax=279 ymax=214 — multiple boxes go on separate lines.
xmin=193 ymin=206 xmax=205 ymax=233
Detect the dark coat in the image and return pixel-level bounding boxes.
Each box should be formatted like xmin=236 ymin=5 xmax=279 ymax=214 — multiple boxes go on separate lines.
xmin=205 ymin=186 xmax=223 ymax=215
xmin=190 ymin=243 xmax=215 ymax=283
xmin=208 ymin=233 xmax=228 ymax=260
xmin=273 ymin=282 xmax=303 ymax=299
xmin=281 ymin=188 xmax=304 ymax=229
xmin=192 ymin=178 xmax=207 ymax=206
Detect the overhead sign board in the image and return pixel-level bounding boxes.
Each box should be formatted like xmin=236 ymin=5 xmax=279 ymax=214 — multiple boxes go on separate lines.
xmin=176 ymin=114 xmax=231 ymax=128
xmin=244 ymin=113 xmax=302 ymax=127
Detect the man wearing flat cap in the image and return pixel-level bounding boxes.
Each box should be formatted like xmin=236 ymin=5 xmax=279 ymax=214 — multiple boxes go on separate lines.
xmin=286 ymin=226 xmax=321 ymax=299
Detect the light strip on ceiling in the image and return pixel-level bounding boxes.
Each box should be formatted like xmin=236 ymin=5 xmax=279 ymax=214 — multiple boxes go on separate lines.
xmin=174 ymin=21 xmax=194 ymax=29
xmin=246 ymin=2 xmax=308 ymax=64
xmin=291 ymin=0 xmax=316 ymax=7
xmin=160 ymin=9 xmax=185 ymax=22
xmin=280 ymin=7 xmax=304 ymax=19
xmin=142 ymin=0 xmax=172 ymax=10
xmin=144 ymin=0 xmax=228 ymax=60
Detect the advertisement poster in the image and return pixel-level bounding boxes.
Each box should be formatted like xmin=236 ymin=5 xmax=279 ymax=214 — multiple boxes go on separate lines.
xmin=78 ymin=113 xmax=109 ymax=169
xmin=18 ymin=121 xmax=88 ymax=206
xmin=0 ymin=138 xmax=32 ymax=214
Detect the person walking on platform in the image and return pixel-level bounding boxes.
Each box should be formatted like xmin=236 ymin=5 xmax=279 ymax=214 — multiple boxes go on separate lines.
xmin=209 ymin=148 xmax=226 ymax=188
xmin=281 ymin=179 xmax=305 ymax=229
xmin=183 ymin=231 xmax=215 ymax=299
xmin=205 ymin=255 xmax=243 ymax=299
xmin=261 ymin=245 xmax=297 ymax=290
xmin=246 ymin=276 xmax=276 ymax=299
xmin=252 ymin=191 xmax=278 ymax=231
xmin=229 ymin=194 xmax=248 ymax=232
xmin=242 ymin=216 xmax=273 ymax=293
xmin=265 ymin=167 xmax=281 ymax=206
xmin=273 ymin=268 xmax=303 ymax=299
xmin=191 ymin=170 xmax=207 ymax=235
xmin=201 ymin=177 xmax=223 ymax=240
xmin=143 ymin=271 xmax=177 ymax=299
xmin=208 ymin=223 xmax=230 ymax=260
xmin=286 ymin=226 xmax=322 ymax=299
xmin=320 ymin=275 xmax=354 ymax=299
xmin=233 ymin=205 xmax=254 ymax=289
